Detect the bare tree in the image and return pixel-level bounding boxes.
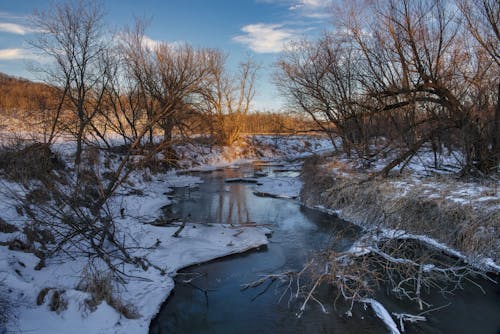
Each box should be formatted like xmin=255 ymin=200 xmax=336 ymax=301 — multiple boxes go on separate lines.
xmin=201 ymin=51 xmax=258 ymax=146
xmin=30 ymin=0 xmax=109 ymax=172
xmin=275 ymin=34 xmax=372 ymax=160
xmin=278 ymin=0 xmax=499 ymax=175
xmin=120 ymin=24 xmax=211 ymax=156
xmin=457 ymin=0 xmax=500 ymax=171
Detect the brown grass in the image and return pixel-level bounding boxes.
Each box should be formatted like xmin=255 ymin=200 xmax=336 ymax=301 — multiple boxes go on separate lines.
xmin=301 ymin=156 xmax=500 ymax=262
xmin=0 ymin=217 xmax=18 ymax=233
xmin=77 ymin=269 xmax=140 ymax=319
xmin=49 ymin=289 xmax=68 ymax=313
xmin=0 ymin=142 xmax=64 ymax=182
xmin=0 ymin=280 xmax=10 ymax=330
xmin=36 ymin=287 xmax=51 ymax=306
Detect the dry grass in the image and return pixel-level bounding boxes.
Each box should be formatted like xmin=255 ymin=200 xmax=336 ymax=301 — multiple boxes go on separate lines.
xmin=77 ymin=269 xmax=140 ymax=319
xmin=0 ymin=142 xmax=64 ymax=182
xmin=0 ymin=282 xmax=9 ymax=332
xmin=301 ymin=156 xmax=500 ymax=262
xmin=0 ymin=217 xmax=18 ymax=233
xmin=35 ymin=287 xmax=68 ymax=313
xmin=36 ymin=287 xmax=51 ymax=306
xmin=49 ymin=289 xmax=68 ymax=313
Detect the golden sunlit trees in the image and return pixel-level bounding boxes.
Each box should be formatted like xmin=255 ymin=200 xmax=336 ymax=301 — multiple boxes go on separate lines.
xmin=201 ymin=51 xmax=258 ymax=146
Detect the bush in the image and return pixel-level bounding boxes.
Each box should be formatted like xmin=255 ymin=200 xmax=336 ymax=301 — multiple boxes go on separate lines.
xmin=0 ymin=218 xmax=17 ymax=233
xmin=77 ymin=269 xmax=140 ymax=319
xmin=0 ymin=142 xmax=64 ymax=182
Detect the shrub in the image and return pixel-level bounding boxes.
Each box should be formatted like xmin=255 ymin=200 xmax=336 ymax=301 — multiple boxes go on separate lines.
xmin=77 ymin=269 xmax=140 ymax=319
xmin=0 ymin=142 xmax=64 ymax=182
xmin=0 ymin=218 xmax=17 ymax=233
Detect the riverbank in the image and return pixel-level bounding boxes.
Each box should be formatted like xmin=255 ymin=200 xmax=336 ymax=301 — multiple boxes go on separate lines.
xmin=0 ymin=135 xmax=331 ymax=334
xmin=300 ymin=153 xmax=500 ymax=272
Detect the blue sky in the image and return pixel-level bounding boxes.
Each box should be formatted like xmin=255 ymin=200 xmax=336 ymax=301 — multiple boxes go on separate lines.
xmin=0 ymin=0 xmax=333 ymax=110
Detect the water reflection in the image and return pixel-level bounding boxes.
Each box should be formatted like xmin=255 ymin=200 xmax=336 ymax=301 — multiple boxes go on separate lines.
xmin=217 ymin=183 xmax=250 ymax=225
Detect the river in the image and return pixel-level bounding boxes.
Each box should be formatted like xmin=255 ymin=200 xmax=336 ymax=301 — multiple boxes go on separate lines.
xmin=150 ymin=162 xmax=500 ymax=334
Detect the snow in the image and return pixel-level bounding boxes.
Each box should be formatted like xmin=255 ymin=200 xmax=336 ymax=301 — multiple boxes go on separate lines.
xmin=176 ymin=135 xmax=334 ymax=169
xmin=1 ymin=169 xmax=270 ymax=334
xmin=314 ymin=144 xmax=500 ymax=273
xmin=3 ymin=222 xmax=269 ymax=334
xmin=5 ymin=132 xmax=496 ymax=333
xmin=361 ymin=298 xmax=401 ymax=334
xmin=0 ymin=134 xmax=333 ymax=334
xmin=253 ymin=176 xmax=303 ymax=199
xmin=341 ymin=223 xmax=500 ymax=274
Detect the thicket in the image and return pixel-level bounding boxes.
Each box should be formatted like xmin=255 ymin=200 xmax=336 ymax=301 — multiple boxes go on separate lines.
xmin=276 ymin=0 xmax=499 ymax=177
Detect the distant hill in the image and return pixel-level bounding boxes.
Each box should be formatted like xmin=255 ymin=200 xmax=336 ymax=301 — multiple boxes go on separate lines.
xmin=0 ymin=72 xmax=56 ymax=115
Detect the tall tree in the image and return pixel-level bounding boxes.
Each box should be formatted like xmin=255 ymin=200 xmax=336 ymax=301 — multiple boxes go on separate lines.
xmin=30 ymin=0 xmax=109 ymax=172
xmin=202 ymin=51 xmax=258 ymax=146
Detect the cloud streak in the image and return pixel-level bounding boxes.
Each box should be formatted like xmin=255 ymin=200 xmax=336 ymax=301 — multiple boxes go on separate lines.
xmin=0 ymin=48 xmax=42 ymax=61
xmin=233 ymin=23 xmax=298 ymax=53
xmin=289 ymin=0 xmax=331 ymax=18
xmin=258 ymin=0 xmax=332 ymax=18
xmin=0 ymin=22 xmax=39 ymax=35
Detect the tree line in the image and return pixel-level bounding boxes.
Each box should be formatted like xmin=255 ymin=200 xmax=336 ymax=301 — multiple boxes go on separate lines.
xmin=0 ymin=0 xmax=318 ymax=168
xmin=276 ymin=0 xmax=499 ymax=176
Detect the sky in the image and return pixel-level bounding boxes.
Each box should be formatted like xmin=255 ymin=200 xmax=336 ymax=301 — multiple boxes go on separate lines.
xmin=0 ymin=0 xmax=334 ymax=111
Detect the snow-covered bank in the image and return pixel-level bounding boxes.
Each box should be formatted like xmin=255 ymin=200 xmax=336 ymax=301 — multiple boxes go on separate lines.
xmin=300 ymin=153 xmax=500 ymax=272
xmin=2 ymin=223 xmax=269 ymax=334
xmin=176 ymin=134 xmax=333 ymax=169
xmin=0 ymin=134 xmax=332 ymax=334
xmin=0 ymin=169 xmax=270 ymax=334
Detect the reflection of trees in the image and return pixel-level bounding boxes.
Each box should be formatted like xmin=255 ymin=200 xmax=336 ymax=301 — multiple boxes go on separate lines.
xmin=216 ymin=184 xmax=250 ymax=225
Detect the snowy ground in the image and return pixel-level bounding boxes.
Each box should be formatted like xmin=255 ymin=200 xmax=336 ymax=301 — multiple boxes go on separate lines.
xmin=0 ymin=168 xmax=270 ymax=334
xmin=254 ymin=176 xmax=303 ymax=199
xmin=0 ymin=134 xmax=331 ymax=334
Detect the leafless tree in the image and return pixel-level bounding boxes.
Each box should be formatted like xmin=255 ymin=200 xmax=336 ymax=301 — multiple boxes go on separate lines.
xmin=457 ymin=0 xmax=500 ymax=171
xmin=30 ymin=0 xmax=110 ymax=173
xmin=201 ymin=51 xmax=258 ymax=146
xmin=120 ymin=23 xmax=211 ymax=153
xmin=275 ymin=34 xmax=371 ymax=160
xmin=277 ymin=0 xmax=499 ymax=175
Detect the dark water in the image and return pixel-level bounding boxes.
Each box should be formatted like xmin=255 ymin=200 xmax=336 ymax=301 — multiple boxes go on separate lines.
xmin=150 ymin=163 xmax=500 ymax=334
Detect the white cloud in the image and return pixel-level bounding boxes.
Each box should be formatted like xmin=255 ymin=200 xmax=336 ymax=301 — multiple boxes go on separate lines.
xmin=291 ymin=0 xmax=331 ymax=18
xmin=0 ymin=22 xmax=39 ymax=35
xmin=260 ymin=0 xmax=331 ymax=18
xmin=142 ymin=35 xmax=162 ymax=49
xmin=0 ymin=12 xmax=27 ymax=20
xmin=233 ymin=23 xmax=298 ymax=53
xmin=0 ymin=48 xmax=42 ymax=61
xmin=117 ymin=32 xmax=181 ymax=51
xmin=300 ymin=0 xmax=330 ymax=7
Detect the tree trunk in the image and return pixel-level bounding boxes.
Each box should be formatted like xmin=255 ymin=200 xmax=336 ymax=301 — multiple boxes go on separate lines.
xmin=493 ymin=81 xmax=500 ymax=170
xmin=162 ymin=118 xmax=174 ymax=143
xmin=75 ymin=110 xmax=85 ymax=175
